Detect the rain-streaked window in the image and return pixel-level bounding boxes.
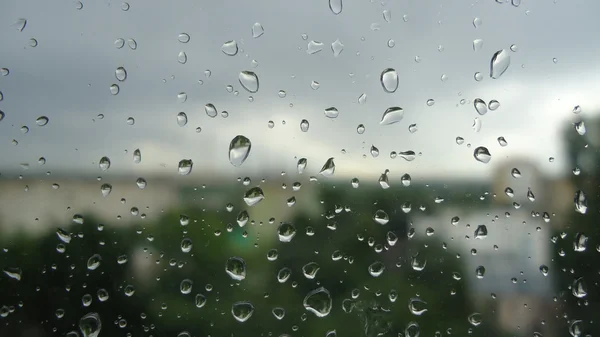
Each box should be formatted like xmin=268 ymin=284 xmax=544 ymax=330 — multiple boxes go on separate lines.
xmin=0 ymin=0 xmax=598 ymax=337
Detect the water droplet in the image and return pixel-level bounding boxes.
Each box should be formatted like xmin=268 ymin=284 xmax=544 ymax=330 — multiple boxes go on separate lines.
xmin=224 ymin=257 xmax=246 ymax=281
xmin=473 ymin=147 xmax=491 ymax=163
xmin=297 ymin=158 xmax=307 ymax=174
xmin=319 ymin=158 xmax=335 ymax=177
xmin=121 ymin=2 xmax=130 ymax=10
xmin=574 ymin=190 xmax=587 ymax=214
xmin=574 ymin=121 xmax=586 ymax=135
xmin=387 ymin=39 xmax=395 ymax=48
xmin=222 ymin=40 xmax=238 ymax=56
xmin=79 ymin=312 xmax=101 ymax=337
xmin=109 ymin=84 xmax=119 ymax=95
xmin=124 ymin=285 xmax=135 ymax=296
xmin=176 ymin=112 xmax=188 ymax=127
xmin=574 ymin=232 xmax=588 ymax=252
xmin=473 ymin=17 xmax=482 ymax=28
xmin=178 ymin=51 xmax=187 ymax=64
xmin=133 ymin=149 xmax=141 ymax=163
xmin=127 ymin=38 xmax=137 ymax=50
xmin=527 ymin=188 xmax=536 ymax=202
xmin=473 ymin=39 xmax=483 ymax=51
xmin=229 ymin=135 xmax=252 ymax=167
xmin=176 ymin=32 xmax=190 ymax=43
xmin=400 ymin=151 xmax=416 ymax=161
xmin=411 ymin=253 xmax=427 ymax=271
xmin=239 ymin=71 xmax=259 ymax=93
xmin=380 ymin=68 xmax=399 ymax=93
xmin=379 ymin=170 xmax=390 ymax=189
xmin=126 ymin=117 xmax=135 ymax=125
xmin=99 ymin=157 xmax=111 ymax=171
xmin=252 ymin=23 xmax=264 ymax=38
xmin=474 ymin=225 xmax=488 ymax=239
xmin=358 ymin=93 xmax=367 ymax=104
xmin=356 ymin=124 xmax=365 ymax=134
xmin=302 ymin=262 xmax=320 ymax=279
xmin=29 ymin=38 xmax=38 ymax=47
xmin=75 ymin=1 xmax=83 ymax=10
xmin=539 ymin=265 xmax=548 ymax=276
xmin=231 ymin=301 xmax=255 ymax=322
xmin=0 ymin=68 xmax=9 ymax=76
xmin=272 ymin=307 xmax=285 ymax=320
xmin=329 ymin=0 xmax=342 ymax=14
xmin=180 ymin=240 xmax=194 ymax=256
xmin=136 ymin=177 xmax=147 ymax=189
xmin=468 ymin=313 xmax=482 ymax=326
xmin=331 ymin=39 xmax=344 ymax=57
xmin=380 ymin=107 xmax=404 ymax=125
xmin=87 ymin=254 xmax=101 ymax=270
xmin=202 ymin=103 xmax=217 ymax=118
xmin=573 ymin=105 xmax=582 ymax=114
xmin=2 ymin=267 xmax=22 ymax=281
xmin=267 ymin=249 xmax=278 ymax=261
xmin=195 ymin=293 xmax=207 ymax=308
xmin=310 ymin=81 xmax=320 ymax=90
xmin=114 ymin=38 xmax=125 ymax=49
xmin=408 ymin=298 xmax=428 ymax=316
xmin=303 ymin=287 xmax=332 ymax=317
xmin=569 ymin=320 xmax=583 ymax=337
xmin=511 ymin=168 xmax=521 ymax=178
xmin=243 ymin=187 xmax=264 ymax=206
xmin=115 ymin=67 xmax=127 ymax=81
xmin=572 ymin=277 xmax=587 ymax=298
xmin=307 ymin=40 xmax=324 ymax=54
xmin=277 ymin=267 xmax=292 ymax=283
xmin=323 ymin=107 xmax=340 ymax=118
xmin=278 ymin=222 xmax=297 ymax=242
xmin=100 ymin=183 xmax=112 ymax=197
xmin=350 ymin=177 xmax=360 ymax=188
xmin=180 ymin=279 xmax=193 ymax=294
xmin=178 ymin=159 xmax=193 ymax=175
xmin=497 ymin=137 xmax=507 ymax=147
xmin=13 ymin=18 xmax=27 ymax=32
xmin=373 ymin=210 xmax=389 ymax=225
xmin=505 ymin=187 xmax=514 ymax=198
xmin=300 ymin=119 xmax=310 ymax=132
xmin=475 ymin=266 xmax=485 ymax=278
xmin=368 ymin=261 xmax=385 ymax=277
xmin=490 ymin=49 xmax=510 ymax=79
xmin=237 ymin=210 xmax=249 ymax=227
xmin=474 ymin=72 xmax=483 ymax=81
xmin=474 ymin=98 xmax=488 ymax=115
xmin=383 ymin=9 xmax=392 ymax=22
xmin=488 ymin=100 xmax=500 ymax=110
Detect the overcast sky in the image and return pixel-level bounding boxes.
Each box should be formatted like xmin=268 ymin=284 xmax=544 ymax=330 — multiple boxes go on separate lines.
xmin=0 ymin=0 xmax=599 ymax=184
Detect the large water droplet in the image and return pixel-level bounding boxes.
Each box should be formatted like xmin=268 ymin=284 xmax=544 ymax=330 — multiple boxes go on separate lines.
xmin=574 ymin=232 xmax=588 ymax=252
xmin=411 ymin=253 xmax=426 ymax=271
xmin=405 ymin=322 xmax=419 ymax=337
xmin=222 ymin=40 xmax=238 ymax=56
xmin=251 ymin=23 xmax=264 ymax=38
xmin=237 ymin=210 xmax=249 ymax=227
xmin=272 ymin=307 xmax=285 ymax=320
xmin=380 ymin=68 xmax=399 ymax=93
xmin=303 ymin=287 xmax=332 ymax=318
xmin=195 ymin=294 xmax=207 ymax=308
xmin=569 ymin=320 xmax=583 ymax=337
xmin=574 ymin=190 xmax=587 ymax=214
xmin=87 ymin=254 xmax=101 ymax=270
xmin=490 ymin=49 xmax=510 ymax=79
xmin=473 ymin=147 xmax=491 ymax=163
xmin=229 ymin=135 xmax=251 ymax=167
xmin=297 ymin=158 xmax=307 ymax=174
xmin=307 ymin=40 xmax=324 ymax=54
xmin=99 ymin=157 xmax=111 ymax=171
xmin=239 ymin=71 xmax=259 ymax=93
xmin=231 ymin=301 xmax=255 ymax=322
xmin=474 ymin=98 xmax=487 ymax=115
xmin=136 ymin=177 xmax=147 ymax=189
xmin=181 ymin=238 xmax=193 ymax=253
xmin=380 ymin=107 xmax=404 ymax=125
xmin=115 ymin=67 xmax=127 ymax=81
xmin=100 ymin=183 xmax=112 ymax=197
xmin=408 ymin=298 xmax=428 ymax=316
xmin=572 ymin=277 xmax=587 ymax=298
xmin=205 ymin=103 xmax=218 ymax=118
xmin=36 ymin=116 xmax=49 ymax=126
xmin=488 ymin=100 xmax=500 ymax=110
xmin=176 ymin=112 xmax=188 ymax=127
xmin=277 ymin=267 xmax=291 ymax=283
xmin=79 ymin=312 xmax=101 ymax=337
xmin=324 ymin=107 xmax=339 ymax=118
xmin=368 ymin=261 xmax=385 ymax=277
xmin=178 ymin=159 xmax=193 ymax=175
xmin=278 ymin=222 xmax=297 ymax=242
xmin=243 ymin=187 xmax=264 ymax=206
xmin=474 ymin=225 xmax=488 ymax=239
xmin=373 ymin=210 xmax=389 ymax=225
xmin=13 ymin=18 xmax=27 ymax=32
xmin=226 ymin=257 xmax=246 ymax=281
xmin=300 ymin=119 xmax=310 ymax=132
xmin=331 ymin=39 xmax=344 ymax=57
xmin=319 ymin=157 xmax=336 ymax=177
xmin=329 ymin=0 xmax=342 ymax=14
xmin=178 ymin=33 xmax=190 ymax=43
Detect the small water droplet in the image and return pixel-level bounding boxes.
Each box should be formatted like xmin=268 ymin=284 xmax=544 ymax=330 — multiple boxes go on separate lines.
xmin=473 ymin=17 xmax=482 ymax=28
xmin=574 ymin=190 xmax=587 ymax=214
xmin=278 ymin=222 xmax=296 ymax=242
xmin=180 ymin=238 xmax=193 ymax=253
xmin=109 ymin=84 xmax=120 ymax=95
xmin=231 ymin=301 xmax=255 ymax=322
xmin=368 ymin=261 xmax=385 ymax=277
xmin=474 ymin=225 xmax=488 ymax=239
xmin=229 ymin=135 xmax=252 ymax=167
xmin=239 ymin=71 xmax=259 ymax=93
xmin=474 ymin=72 xmax=483 ymax=81
xmin=307 ymin=40 xmax=324 ymax=54
xmin=468 ymin=313 xmax=482 ymax=326
xmin=136 ymin=177 xmax=147 ymax=189
xmin=411 ymin=253 xmax=426 ymax=271
xmin=79 ymin=312 xmax=101 ymax=337
xmin=180 ymin=279 xmax=193 ymax=294
xmin=300 ymin=119 xmax=310 ymax=132
xmin=13 ymin=18 xmax=27 ymax=32
xmin=133 ymin=149 xmax=141 ymax=163
xmin=387 ymin=39 xmax=395 ymax=48
xmin=497 ymin=137 xmax=508 ymax=147
xmin=473 ymin=147 xmax=491 ymax=163
xmin=0 ymin=68 xmax=9 ymax=76
xmin=121 ymin=2 xmax=130 ymax=11
xmin=272 ymin=307 xmax=285 ymax=320
xmin=373 ymin=210 xmax=389 ymax=225
xmin=252 ymin=23 xmax=264 ymax=38
xmin=311 ymin=81 xmax=320 ymax=90
xmin=408 ymin=298 xmax=428 ymax=315
xmin=36 ymin=116 xmax=49 ymax=126
xmin=379 ymin=170 xmax=390 ymax=189
xmin=573 ymin=105 xmax=582 ymax=114
xmin=100 ymin=183 xmax=112 ymax=197
xmin=114 ymin=38 xmax=125 ymax=48
xmin=324 ymin=107 xmax=339 ymax=118
xmin=29 ymin=38 xmax=38 ymax=47
xmin=87 ymin=254 xmax=102 ymax=270
xmin=511 ymin=168 xmax=521 ymax=178
xmin=178 ymin=159 xmax=193 ymax=175
xmin=99 ymin=157 xmax=111 ymax=171
xmin=75 ymin=1 xmax=83 ymax=10
xmin=331 ymin=39 xmax=344 ymax=57
xmin=178 ymin=51 xmax=187 ymax=64
xmin=277 ymin=267 xmax=292 ymax=283
xmin=475 ymin=266 xmax=485 ymax=278
xmin=297 ymin=158 xmax=307 ymax=174
xmin=400 ymin=151 xmax=416 ymax=161
xmin=574 ymin=121 xmax=586 ymax=135
xmin=127 ymin=38 xmax=137 ymax=50
xmin=383 ymin=9 xmax=392 ymax=22
xmin=303 ymin=287 xmax=332 ymax=317
xmin=380 ymin=68 xmax=399 ymax=93
xmin=319 ymin=158 xmax=335 ymax=177
xmin=302 ymin=262 xmax=320 ymax=279
xmin=115 ymin=67 xmax=127 ymax=81
xmin=473 ymin=39 xmax=483 ymax=51
xmin=490 ymin=49 xmax=510 ymax=79
xmin=488 ymin=100 xmax=500 ymax=110
xmin=572 ymin=277 xmax=587 ymax=298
